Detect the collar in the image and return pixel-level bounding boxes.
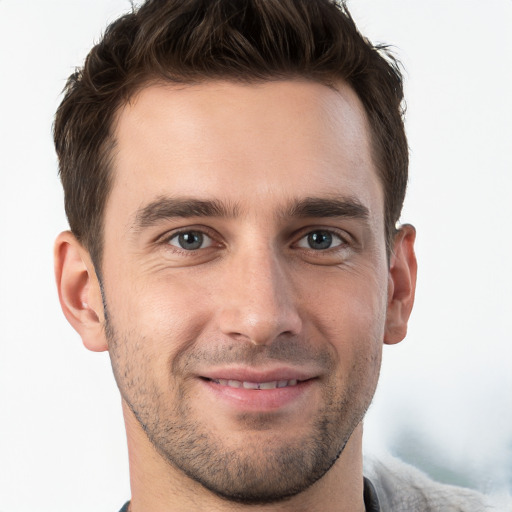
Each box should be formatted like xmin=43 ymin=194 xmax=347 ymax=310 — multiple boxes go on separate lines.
xmin=363 ymin=477 xmax=381 ymax=512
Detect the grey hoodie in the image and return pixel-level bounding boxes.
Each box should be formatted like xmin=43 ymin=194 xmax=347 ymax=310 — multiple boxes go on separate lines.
xmin=364 ymin=454 xmax=511 ymax=512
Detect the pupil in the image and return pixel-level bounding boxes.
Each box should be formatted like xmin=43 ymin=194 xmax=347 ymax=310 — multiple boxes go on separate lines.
xmin=308 ymin=231 xmax=332 ymax=250
xmin=179 ymin=231 xmax=203 ymax=250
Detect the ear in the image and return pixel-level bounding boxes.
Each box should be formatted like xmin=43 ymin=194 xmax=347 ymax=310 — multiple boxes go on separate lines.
xmin=384 ymin=224 xmax=417 ymax=345
xmin=54 ymin=231 xmax=108 ymax=352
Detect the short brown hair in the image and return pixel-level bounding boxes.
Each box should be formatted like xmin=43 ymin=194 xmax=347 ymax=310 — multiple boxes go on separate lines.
xmin=54 ymin=0 xmax=408 ymax=269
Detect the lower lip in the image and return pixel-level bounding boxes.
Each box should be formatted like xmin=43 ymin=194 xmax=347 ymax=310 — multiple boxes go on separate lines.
xmin=200 ymin=378 xmax=315 ymax=411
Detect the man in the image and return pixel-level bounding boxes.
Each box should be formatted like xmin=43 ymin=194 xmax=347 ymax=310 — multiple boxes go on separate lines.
xmin=52 ymin=0 xmax=501 ymax=510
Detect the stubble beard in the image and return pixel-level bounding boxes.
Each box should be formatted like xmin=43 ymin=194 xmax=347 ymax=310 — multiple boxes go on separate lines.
xmin=105 ymin=313 xmax=381 ymax=505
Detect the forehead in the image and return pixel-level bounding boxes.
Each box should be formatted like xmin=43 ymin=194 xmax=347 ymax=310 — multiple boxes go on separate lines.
xmin=108 ymin=79 xmax=383 ymax=225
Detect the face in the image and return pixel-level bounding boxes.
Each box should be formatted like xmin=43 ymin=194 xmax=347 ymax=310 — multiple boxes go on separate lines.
xmin=102 ymin=80 xmax=389 ymax=503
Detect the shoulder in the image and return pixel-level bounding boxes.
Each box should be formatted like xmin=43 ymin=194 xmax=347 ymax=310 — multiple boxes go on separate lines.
xmin=363 ymin=453 xmax=511 ymax=512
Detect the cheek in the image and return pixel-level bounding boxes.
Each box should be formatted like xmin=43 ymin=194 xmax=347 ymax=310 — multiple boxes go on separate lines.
xmin=298 ymin=264 xmax=389 ymax=346
xmin=296 ymin=265 xmax=387 ymax=400
xmin=105 ymin=275 xmax=216 ymax=403
xmin=104 ymin=269 xmax=214 ymax=360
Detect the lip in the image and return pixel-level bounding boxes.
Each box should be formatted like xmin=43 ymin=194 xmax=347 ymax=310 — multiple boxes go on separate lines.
xmin=198 ymin=366 xmax=318 ymax=412
xmin=199 ymin=366 xmax=318 ymax=383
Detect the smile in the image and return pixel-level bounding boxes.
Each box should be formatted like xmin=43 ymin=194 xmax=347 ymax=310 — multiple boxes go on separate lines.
xmin=207 ymin=378 xmax=299 ymax=390
xmin=201 ymin=375 xmax=315 ymax=412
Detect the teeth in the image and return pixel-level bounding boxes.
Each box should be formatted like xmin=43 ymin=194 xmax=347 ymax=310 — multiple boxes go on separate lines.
xmin=211 ymin=378 xmax=299 ymax=390
xmin=259 ymin=381 xmax=277 ymax=390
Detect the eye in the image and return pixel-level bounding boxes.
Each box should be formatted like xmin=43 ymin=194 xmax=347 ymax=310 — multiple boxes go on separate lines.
xmin=167 ymin=230 xmax=213 ymax=250
xmin=296 ymin=230 xmax=345 ymax=250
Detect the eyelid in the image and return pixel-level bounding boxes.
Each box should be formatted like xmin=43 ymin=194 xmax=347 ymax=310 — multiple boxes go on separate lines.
xmin=154 ymin=224 xmax=353 ymax=253
xmin=157 ymin=225 xmax=222 ymax=248
xmin=167 ymin=230 xmax=214 ymax=249
xmin=296 ymin=232 xmax=343 ymax=250
xmin=293 ymin=227 xmax=351 ymax=249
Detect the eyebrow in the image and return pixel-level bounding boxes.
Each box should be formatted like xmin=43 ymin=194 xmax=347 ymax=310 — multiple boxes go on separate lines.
xmin=286 ymin=196 xmax=369 ymax=220
xmin=133 ymin=197 xmax=240 ymax=230
xmin=132 ymin=195 xmax=369 ymax=231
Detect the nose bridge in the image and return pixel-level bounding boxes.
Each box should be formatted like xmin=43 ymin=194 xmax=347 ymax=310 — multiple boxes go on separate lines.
xmin=217 ymin=241 xmax=302 ymax=345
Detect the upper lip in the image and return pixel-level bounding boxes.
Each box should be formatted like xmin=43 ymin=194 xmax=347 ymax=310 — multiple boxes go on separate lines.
xmin=198 ymin=366 xmax=319 ymax=383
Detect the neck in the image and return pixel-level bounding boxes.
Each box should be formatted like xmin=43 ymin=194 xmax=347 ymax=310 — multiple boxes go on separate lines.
xmin=124 ymin=402 xmax=366 ymax=512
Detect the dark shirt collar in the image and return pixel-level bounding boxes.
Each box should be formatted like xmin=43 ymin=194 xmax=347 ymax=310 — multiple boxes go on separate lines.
xmin=363 ymin=477 xmax=381 ymax=512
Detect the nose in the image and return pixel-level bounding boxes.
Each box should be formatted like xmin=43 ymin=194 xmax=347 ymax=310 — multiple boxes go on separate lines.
xmin=217 ymin=246 xmax=302 ymax=345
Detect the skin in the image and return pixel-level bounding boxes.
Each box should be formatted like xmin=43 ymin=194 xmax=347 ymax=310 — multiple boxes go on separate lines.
xmin=55 ymin=80 xmax=417 ymax=512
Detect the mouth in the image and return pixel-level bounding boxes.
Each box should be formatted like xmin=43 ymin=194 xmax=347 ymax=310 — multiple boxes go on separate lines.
xmin=203 ymin=377 xmax=301 ymax=390
xmin=198 ymin=371 xmax=317 ymax=412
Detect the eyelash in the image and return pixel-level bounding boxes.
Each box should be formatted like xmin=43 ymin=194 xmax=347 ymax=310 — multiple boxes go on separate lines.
xmin=294 ymin=229 xmax=349 ymax=252
xmin=160 ymin=227 xmax=221 ymax=253
xmin=159 ymin=226 xmax=351 ymax=254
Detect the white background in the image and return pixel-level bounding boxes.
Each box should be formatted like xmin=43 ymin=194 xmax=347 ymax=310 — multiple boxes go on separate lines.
xmin=0 ymin=1 xmax=511 ymax=511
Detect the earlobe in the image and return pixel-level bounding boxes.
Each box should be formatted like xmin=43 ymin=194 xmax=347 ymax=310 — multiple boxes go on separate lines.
xmin=54 ymin=231 xmax=108 ymax=352
xmin=384 ymin=224 xmax=417 ymax=345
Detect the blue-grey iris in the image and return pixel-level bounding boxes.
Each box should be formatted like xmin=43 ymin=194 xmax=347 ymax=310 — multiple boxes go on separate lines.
xmin=178 ymin=231 xmax=204 ymax=250
xmin=308 ymin=231 xmax=332 ymax=250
